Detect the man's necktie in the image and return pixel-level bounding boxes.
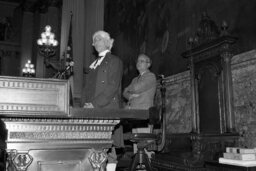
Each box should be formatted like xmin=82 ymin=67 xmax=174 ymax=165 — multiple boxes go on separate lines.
xmin=137 ymin=74 xmax=141 ymax=81
xmin=93 ymin=56 xmax=103 ymax=67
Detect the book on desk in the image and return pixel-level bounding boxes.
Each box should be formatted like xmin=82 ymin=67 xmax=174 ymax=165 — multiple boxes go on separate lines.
xmin=223 ymin=153 xmax=256 ymax=160
xmin=219 ymin=158 xmax=256 ymax=167
xmin=219 ymin=147 xmax=256 ymax=167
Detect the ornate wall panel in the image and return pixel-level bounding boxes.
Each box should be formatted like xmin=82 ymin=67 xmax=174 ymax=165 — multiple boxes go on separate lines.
xmin=162 ymin=71 xmax=192 ymax=134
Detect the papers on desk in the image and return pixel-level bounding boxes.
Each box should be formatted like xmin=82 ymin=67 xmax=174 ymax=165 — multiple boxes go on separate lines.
xmin=226 ymin=147 xmax=256 ymax=154
xmin=219 ymin=157 xmax=256 ymax=167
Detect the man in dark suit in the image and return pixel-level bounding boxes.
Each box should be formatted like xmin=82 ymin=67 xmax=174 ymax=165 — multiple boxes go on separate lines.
xmin=123 ymin=54 xmax=156 ymax=110
xmin=82 ymin=30 xmax=123 ymax=171
xmin=82 ymin=30 xmax=123 ymax=109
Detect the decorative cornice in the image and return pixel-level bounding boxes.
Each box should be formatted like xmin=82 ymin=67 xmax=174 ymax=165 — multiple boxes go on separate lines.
xmin=7 ymin=140 xmax=113 ymax=145
xmin=9 ymin=125 xmax=113 ymax=132
xmin=0 ymin=104 xmax=59 ymax=112
xmin=0 ymin=79 xmax=58 ymax=89
xmin=9 ymin=131 xmax=112 ymax=140
xmin=3 ymin=118 xmax=119 ymax=141
xmin=2 ymin=118 xmax=120 ymax=125
xmin=161 ymin=71 xmax=190 ymax=86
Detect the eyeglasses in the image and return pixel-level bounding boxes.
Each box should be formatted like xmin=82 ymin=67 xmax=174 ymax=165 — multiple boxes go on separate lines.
xmin=136 ymin=59 xmax=150 ymax=63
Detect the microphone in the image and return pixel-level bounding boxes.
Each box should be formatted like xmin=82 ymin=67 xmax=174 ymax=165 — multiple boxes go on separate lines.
xmin=158 ymin=74 xmax=165 ymax=86
xmin=158 ymin=74 xmax=164 ymax=79
xmin=59 ymin=64 xmax=74 ymax=78
xmin=63 ymin=65 xmax=71 ymax=72
xmin=64 ymin=61 xmax=74 ymax=73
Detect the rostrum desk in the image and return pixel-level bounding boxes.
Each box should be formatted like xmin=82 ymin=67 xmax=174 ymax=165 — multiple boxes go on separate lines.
xmin=0 ymin=76 xmax=150 ymax=171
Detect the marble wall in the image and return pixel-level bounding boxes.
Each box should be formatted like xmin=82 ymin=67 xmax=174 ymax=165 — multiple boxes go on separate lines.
xmin=232 ymin=49 xmax=256 ymax=148
xmin=162 ymin=71 xmax=192 ymax=134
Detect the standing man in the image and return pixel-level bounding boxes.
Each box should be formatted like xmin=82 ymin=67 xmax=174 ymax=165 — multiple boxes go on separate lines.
xmin=123 ymin=54 xmax=157 ymax=160
xmin=82 ymin=30 xmax=123 ymax=171
xmin=123 ymin=54 xmax=156 ymax=110
xmin=82 ymin=30 xmax=123 ymax=109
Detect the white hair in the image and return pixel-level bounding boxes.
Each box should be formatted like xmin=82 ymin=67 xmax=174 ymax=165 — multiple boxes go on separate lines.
xmin=92 ymin=30 xmax=114 ymax=50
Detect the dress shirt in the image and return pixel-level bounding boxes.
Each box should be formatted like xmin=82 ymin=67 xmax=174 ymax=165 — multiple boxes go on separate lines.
xmin=138 ymin=71 xmax=146 ymax=79
xmin=89 ymin=50 xmax=110 ymax=69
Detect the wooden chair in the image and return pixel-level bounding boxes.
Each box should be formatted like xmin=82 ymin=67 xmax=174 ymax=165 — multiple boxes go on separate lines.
xmin=128 ymin=132 xmax=157 ymax=171
xmin=128 ymin=75 xmax=166 ymax=171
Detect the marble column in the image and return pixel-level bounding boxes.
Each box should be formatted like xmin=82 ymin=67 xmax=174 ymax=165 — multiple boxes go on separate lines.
xmin=221 ymin=44 xmax=235 ymax=132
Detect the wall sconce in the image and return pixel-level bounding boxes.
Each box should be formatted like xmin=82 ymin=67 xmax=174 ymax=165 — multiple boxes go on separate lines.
xmin=37 ymin=25 xmax=58 ymax=59
xmin=22 ymin=60 xmax=35 ymax=77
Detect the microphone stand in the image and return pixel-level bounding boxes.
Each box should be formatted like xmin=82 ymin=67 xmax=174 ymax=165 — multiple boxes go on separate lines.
xmin=53 ymin=65 xmax=72 ymax=79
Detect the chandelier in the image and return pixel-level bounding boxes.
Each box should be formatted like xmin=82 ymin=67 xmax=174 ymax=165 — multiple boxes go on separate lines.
xmin=22 ymin=60 xmax=35 ymax=77
xmin=37 ymin=25 xmax=58 ymax=58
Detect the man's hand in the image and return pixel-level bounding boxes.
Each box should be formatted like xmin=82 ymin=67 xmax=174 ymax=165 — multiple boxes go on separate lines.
xmin=83 ymin=103 xmax=94 ymax=108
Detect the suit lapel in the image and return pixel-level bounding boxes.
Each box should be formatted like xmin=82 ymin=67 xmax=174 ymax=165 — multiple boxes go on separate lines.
xmin=137 ymin=70 xmax=149 ymax=82
xmin=100 ymin=52 xmax=111 ymax=67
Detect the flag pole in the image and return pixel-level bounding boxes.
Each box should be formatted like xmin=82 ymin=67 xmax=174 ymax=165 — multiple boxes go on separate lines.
xmin=67 ymin=11 xmax=74 ymax=106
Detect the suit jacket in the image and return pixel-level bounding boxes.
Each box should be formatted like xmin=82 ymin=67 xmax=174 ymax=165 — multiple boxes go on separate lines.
xmin=82 ymin=52 xmax=123 ymax=108
xmin=82 ymin=52 xmax=124 ymax=147
xmin=123 ymin=71 xmax=156 ymax=109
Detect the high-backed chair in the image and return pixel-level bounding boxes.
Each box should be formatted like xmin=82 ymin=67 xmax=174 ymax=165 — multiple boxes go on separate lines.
xmin=151 ymin=14 xmax=239 ymax=171
xmin=128 ymin=75 xmax=166 ymax=171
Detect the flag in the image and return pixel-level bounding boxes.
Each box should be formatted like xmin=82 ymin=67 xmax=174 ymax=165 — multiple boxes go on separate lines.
xmin=65 ymin=12 xmax=74 ymax=78
xmin=66 ymin=12 xmax=74 ymax=106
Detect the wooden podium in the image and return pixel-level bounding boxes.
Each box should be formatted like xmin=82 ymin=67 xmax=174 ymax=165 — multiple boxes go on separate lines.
xmin=0 ymin=76 xmax=149 ymax=171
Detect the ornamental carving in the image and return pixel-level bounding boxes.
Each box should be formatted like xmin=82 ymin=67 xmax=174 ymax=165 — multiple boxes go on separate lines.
xmin=7 ymin=150 xmax=33 ymax=171
xmin=3 ymin=118 xmax=119 ymax=125
xmin=5 ymin=123 xmax=115 ymax=132
xmin=195 ymin=12 xmax=220 ymax=45
xmin=0 ymin=80 xmax=58 ymax=89
xmin=89 ymin=149 xmax=107 ymax=171
xmin=0 ymin=104 xmax=59 ymax=111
